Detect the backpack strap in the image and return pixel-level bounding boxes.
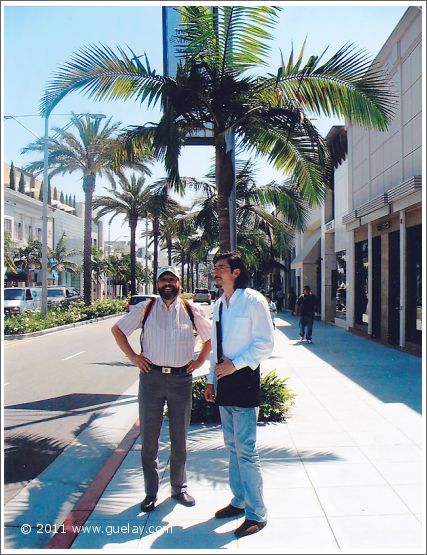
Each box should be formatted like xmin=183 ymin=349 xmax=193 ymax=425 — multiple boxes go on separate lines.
xmin=140 ymin=298 xmax=156 ymax=351
xmin=181 ymin=299 xmax=197 ymax=332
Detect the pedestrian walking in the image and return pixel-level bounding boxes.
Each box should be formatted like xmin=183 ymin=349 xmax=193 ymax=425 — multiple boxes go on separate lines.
xmin=287 ymin=287 xmax=297 ymax=314
xmin=111 ymin=266 xmax=212 ymax=512
xmin=204 ymin=253 xmax=274 ymax=538
xmin=265 ymin=293 xmax=277 ymax=329
xmin=295 ymin=285 xmax=318 ymax=343
xmin=275 ymin=287 xmax=284 ymax=311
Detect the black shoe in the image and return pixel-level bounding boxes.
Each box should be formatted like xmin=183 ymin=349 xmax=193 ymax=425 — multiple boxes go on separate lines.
xmin=215 ymin=504 xmax=245 ymax=519
xmin=171 ymin=491 xmax=195 ymax=506
xmin=140 ymin=495 xmax=157 ymax=512
xmin=234 ymin=519 xmax=267 ymax=537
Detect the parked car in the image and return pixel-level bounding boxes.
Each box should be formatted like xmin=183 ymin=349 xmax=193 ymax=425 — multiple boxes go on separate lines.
xmin=4 ymin=286 xmax=42 ymax=316
xmin=125 ymin=294 xmax=158 ymax=313
xmin=193 ymin=288 xmax=211 ymax=305
xmin=47 ymin=286 xmax=82 ymax=307
xmin=209 ymin=289 xmax=217 ymax=301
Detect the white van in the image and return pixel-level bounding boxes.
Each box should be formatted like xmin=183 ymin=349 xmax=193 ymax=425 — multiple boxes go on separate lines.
xmin=4 ymin=287 xmax=42 ymax=316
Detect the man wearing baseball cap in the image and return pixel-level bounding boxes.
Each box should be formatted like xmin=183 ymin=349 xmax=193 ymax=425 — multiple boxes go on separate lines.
xmin=112 ymin=266 xmax=212 ymax=512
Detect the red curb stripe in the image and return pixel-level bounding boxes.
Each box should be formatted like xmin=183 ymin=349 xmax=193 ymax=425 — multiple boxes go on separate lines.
xmin=45 ymin=420 xmax=140 ymax=549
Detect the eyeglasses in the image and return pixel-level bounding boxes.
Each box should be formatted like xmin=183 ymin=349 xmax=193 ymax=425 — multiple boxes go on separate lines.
xmin=213 ymin=264 xmax=231 ymax=272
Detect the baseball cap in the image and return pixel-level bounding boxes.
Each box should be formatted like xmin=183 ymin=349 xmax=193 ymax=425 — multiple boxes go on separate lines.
xmin=157 ymin=266 xmax=180 ymax=280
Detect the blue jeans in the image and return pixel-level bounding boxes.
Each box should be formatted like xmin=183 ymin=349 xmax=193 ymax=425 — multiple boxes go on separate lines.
xmin=219 ymin=406 xmax=267 ymax=522
xmin=299 ymin=315 xmax=314 ymax=340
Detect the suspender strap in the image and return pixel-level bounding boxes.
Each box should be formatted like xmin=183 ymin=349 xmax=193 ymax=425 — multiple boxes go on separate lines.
xmin=142 ymin=298 xmax=156 ymax=331
xmin=140 ymin=298 xmax=156 ymax=351
xmin=216 ymin=302 xmax=223 ymax=363
xmin=181 ymin=299 xmax=196 ymax=332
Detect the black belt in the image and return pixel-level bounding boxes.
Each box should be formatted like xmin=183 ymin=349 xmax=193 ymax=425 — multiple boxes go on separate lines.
xmin=150 ymin=364 xmax=189 ymax=375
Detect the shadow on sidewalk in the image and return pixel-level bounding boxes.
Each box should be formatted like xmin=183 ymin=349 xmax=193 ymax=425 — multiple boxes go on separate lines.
xmin=275 ymin=314 xmax=422 ymax=413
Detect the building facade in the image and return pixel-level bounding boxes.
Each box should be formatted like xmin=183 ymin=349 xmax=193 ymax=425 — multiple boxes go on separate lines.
xmin=4 ymin=163 xmax=105 ymax=297
xmin=290 ymin=7 xmax=422 ymax=354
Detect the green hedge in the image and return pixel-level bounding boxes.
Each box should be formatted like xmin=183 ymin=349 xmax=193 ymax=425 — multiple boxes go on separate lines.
xmin=4 ymin=298 xmax=127 ymax=335
xmin=191 ymin=370 xmax=296 ymax=424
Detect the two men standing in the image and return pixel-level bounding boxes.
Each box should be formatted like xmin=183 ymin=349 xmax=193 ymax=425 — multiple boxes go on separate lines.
xmin=112 ymin=254 xmax=274 ymax=538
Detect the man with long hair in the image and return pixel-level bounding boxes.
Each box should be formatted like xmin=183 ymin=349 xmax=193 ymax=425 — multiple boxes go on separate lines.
xmin=204 ymin=253 xmax=274 ymax=538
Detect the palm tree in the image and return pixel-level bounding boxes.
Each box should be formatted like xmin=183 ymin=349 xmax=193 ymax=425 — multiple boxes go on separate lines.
xmin=191 ymin=159 xmax=307 ymax=262
xmin=48 ymin=232 xmax=81 ymax=285
xmin=142 ymin=180 xmax=186 ymax=293
xmin=14 ymin=240 xmax=42 ymax=285
xmin=93 ymin=173 xmax=150 ymax=295
xmin=21 ymin=113 xmax=151 ymax=305
xmin=92 ymin=246 xmax=111 ymax=299
xmin=4 ymin=232 xmax=17 ymax=273
xmin=107 ymin=254 xmax=130 ymax=298
xmin=40 ymin=6 xmax=395 ymax=251
xmin=158 ymin=216 xmax=180 ymax=266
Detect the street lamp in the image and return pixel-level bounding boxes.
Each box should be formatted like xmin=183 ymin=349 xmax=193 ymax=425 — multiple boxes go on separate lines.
xmin=145 ymin=217 xmax=149 ymax=294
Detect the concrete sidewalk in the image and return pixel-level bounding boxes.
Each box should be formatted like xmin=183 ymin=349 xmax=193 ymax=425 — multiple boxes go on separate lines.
xmin=4 ymin=313 xmax=424 ymax=552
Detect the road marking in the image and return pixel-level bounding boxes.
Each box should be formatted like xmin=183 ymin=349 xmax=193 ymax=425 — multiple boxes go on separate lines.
xmin=62 ymin=350 xmax=86 ymax=361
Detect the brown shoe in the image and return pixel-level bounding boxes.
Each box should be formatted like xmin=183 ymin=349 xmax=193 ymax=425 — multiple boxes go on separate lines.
xmin=234 ymin=519 xmax=267 ymax=538
xmin=215 ymin=504 xmax=245 ymax=519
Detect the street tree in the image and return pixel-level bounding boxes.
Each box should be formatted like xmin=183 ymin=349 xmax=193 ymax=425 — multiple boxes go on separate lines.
xmin=9 ymin=162 xmax=16 ymax=190
xmin=14 ymin=240 xmax=42 ymax=285
xmin=93 ymin=173 xmax=152 ymax=295
xmin=4 ymin=232 xmax=17 ymax=273
xmin=22 ymin=113 xmax=150 ymax=305
xmin=40 ymin=6 xmax=395 ymax=251
xmin=48 ymin=232 xmax=81 ymax=285
xmin=18 ymin=172 xmax=25 ymax=194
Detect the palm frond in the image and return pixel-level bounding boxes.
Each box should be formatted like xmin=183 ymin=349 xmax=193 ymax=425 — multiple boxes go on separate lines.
xmin=270 ymin=42 xmax=397 ymax=131
xmin=241 ymin=112 xmax=330 ymax=206
xmin=40 ymin=43 xmax=166 ymax=116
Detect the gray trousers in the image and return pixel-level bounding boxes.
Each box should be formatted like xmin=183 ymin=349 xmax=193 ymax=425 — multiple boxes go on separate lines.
xmin=138 ymin=371 xmax=192 ymax=497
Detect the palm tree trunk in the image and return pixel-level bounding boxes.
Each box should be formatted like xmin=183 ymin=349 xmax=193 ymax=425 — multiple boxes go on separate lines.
xmin=167 ymin=239 xmax=172 ymax=266
xmin=190 ymin=259 xmax=194 ymax=292
xmin=152 ymin=217 xmax=160 ymax=294
xmin=195 ymin=262 xmax=199 ymax=288
xmin=83 ymin=178 xmax=95 ymax=305
xmin=181 ymin=252 xmax=185 ymax=290
xmin=129 ymin=217 xmax=137 ymax=295
xmin=186 ymin=255 xmax=191 ymax=293
xmin=215 ymin=141 xmax=234 ymax=252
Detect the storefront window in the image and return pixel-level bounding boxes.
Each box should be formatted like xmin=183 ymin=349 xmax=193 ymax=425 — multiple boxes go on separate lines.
xmin=406 ymin=225 xmax=422 ymax=343
xmin=335 ymin=250 xmax=347 ymax=319
xmin=355 ymin=240 xmax=369 ymax=327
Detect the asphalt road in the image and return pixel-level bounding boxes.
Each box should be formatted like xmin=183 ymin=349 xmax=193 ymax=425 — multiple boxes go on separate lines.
xmin=3 ymin=314 xmax=140 ymax=503
xmin=3 ymin=301 xmax=214 ymax=504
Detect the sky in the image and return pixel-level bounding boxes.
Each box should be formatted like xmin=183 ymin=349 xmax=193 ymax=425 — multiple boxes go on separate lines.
xmin=2 ymin=1 xmax=412 ymax=245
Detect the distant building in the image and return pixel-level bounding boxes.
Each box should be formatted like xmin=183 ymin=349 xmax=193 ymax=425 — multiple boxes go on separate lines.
xmin=4 ymin=163 xmax=105 ymax=297
xmin=290 ymin=7 xmax=422 ymax=354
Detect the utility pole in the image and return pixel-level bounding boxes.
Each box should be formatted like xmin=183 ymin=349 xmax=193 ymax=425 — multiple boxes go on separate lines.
xmin=145 ymin=217 xmax=149 ymax=294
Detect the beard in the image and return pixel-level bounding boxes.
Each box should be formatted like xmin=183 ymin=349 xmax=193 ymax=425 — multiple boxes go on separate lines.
xmin=158 ymin=284 xmax=179 ymax=300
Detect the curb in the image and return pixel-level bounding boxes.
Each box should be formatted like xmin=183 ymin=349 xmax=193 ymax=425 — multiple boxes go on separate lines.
xmin=4 ymin=312 xmax=123 ymax=340
xmin=45 ymin=420 xmax=140 ymax=550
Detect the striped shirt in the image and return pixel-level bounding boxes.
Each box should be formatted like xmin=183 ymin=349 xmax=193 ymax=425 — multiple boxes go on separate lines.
xmin=116 ymin=297 xmax=212 ymax=367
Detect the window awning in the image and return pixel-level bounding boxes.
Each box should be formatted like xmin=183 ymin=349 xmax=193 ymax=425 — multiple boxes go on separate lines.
xmin=291 ymin=229 xmax=321 ymax=269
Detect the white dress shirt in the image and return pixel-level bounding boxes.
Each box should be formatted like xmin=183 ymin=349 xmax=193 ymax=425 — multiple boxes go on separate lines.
xmin=208 ymin=288 xmax=274 ymax=384
xmin=116 ymin=297 xmax=212 ymax=367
